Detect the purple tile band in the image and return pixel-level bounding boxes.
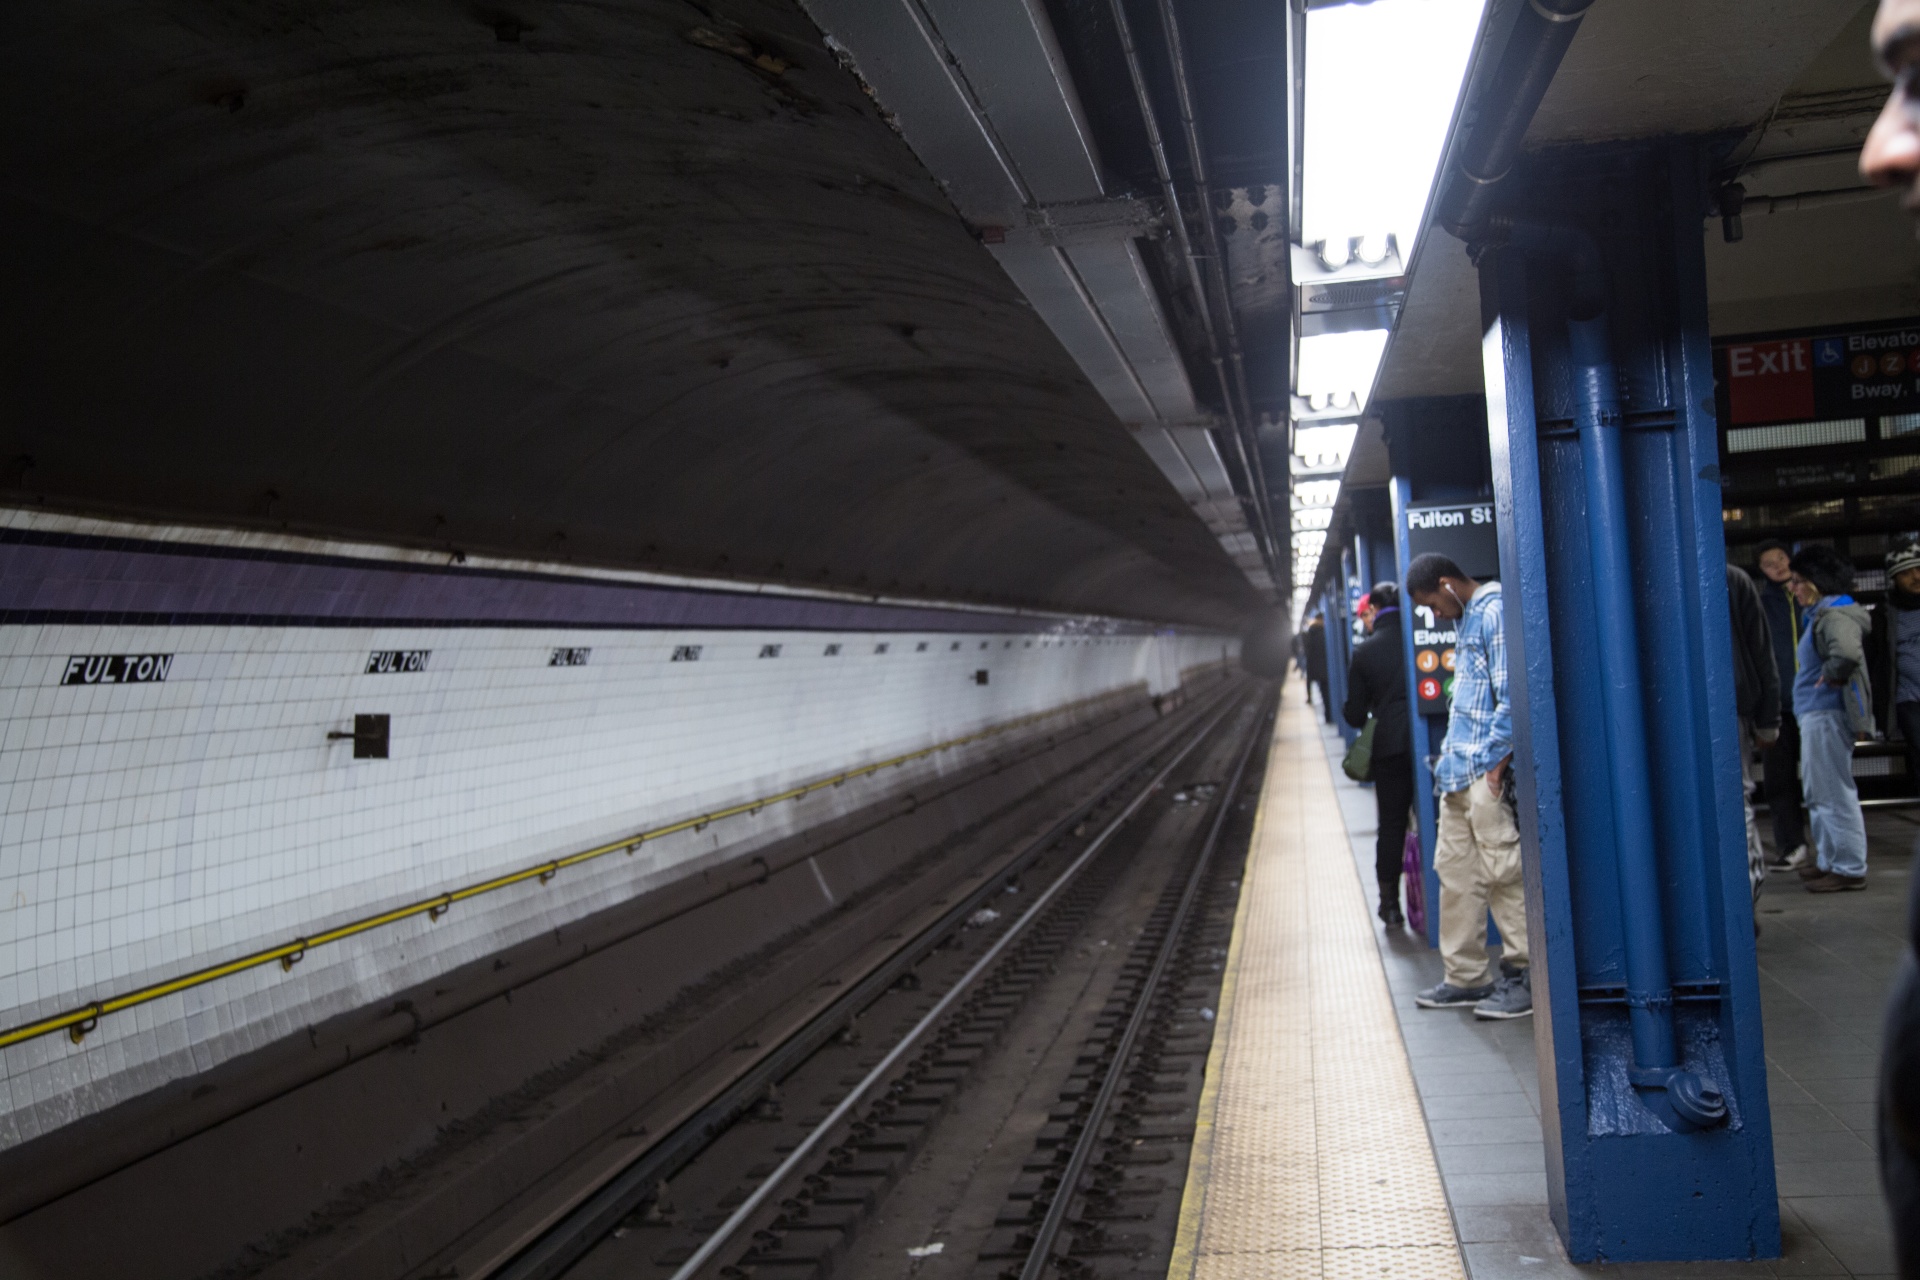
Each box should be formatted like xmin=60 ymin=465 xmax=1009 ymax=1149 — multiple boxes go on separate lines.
xmin=0 ymin=532 xmax=1146 ymax=634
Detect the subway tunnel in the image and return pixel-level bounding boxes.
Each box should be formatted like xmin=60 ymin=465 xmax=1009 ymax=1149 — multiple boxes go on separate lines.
xmin=0 ymin=1 xmax=1915 ymax=1277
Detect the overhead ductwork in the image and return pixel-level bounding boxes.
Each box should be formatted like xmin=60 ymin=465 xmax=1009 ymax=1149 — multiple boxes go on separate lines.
xmin=1432 ymin=0 xmax=1595 ymax=242
xmin=801 ymin=0 xmax=1277 ymax=597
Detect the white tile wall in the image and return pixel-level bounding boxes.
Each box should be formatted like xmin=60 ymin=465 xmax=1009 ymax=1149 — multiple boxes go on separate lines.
xmin=0 ymin=620 xmax=1233 ymax=1146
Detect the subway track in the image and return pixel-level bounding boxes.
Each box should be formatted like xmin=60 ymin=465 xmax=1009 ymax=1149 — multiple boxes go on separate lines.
xmin=480 ymin=689 xmax=1274 ymax=1280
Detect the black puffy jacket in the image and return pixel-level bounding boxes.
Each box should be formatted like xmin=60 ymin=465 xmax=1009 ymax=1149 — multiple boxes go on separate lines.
xmin=1726 ymin=565 xmax=1780 ymax=733
xmin=1343 ymin=609 xmax=1412 ymax=761
xmin=1884 ymin=865 xmax=1920 ymax=1277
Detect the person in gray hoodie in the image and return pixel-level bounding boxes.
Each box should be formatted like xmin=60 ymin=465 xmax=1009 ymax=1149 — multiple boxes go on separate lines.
xmin=1787 ymin=544 xmax=1872 ymax=892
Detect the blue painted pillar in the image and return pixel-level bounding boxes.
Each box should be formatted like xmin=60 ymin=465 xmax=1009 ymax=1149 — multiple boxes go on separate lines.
xmin=1391 ymin=475 xmax=1441 ymax=943
xmin=1333 ymin=542 xmax=1361 ymax=745
xmin=1324 ymin=564 xmax=1354 ymax=742
xmin=1478 ymin=139 xmax=1778 ymax=1260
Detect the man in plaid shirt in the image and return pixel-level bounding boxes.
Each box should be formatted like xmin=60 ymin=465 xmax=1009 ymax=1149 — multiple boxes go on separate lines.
xmin=1406 ymin=553 xmax=1531 ymax=1020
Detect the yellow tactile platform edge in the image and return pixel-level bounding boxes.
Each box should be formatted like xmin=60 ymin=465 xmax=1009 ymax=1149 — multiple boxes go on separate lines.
xmin=1167 ymin=701 xmax=1467 ymax=1280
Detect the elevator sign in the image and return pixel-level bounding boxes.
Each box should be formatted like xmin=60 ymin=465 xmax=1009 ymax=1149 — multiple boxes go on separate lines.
xmin=1404 ymin=501 xmax=1495 ymax=716
xmin=1717 ymin=321 xmax=1920 ymax=424
xmin=1410 ymin=607 xmax=1456 ymax=712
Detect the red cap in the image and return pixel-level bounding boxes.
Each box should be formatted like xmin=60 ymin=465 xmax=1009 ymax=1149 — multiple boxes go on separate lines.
xmin=1354 ymin=592 xmax=1372 ymax=617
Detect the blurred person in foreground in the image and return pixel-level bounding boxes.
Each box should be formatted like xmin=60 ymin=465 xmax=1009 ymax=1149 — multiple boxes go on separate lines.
xmin=1726 ymin=563 xmax=1781 ymax=922
xmin=1864 ymin=13 xmax=1920 ymax=1255
xmin=1754 ymin=540 xmax=1810 ymax=871
xmin=1405 ymin=553 xmax=1529 ymax=1020
xmin=1344 ymin=583 xmax=1413 ymax=928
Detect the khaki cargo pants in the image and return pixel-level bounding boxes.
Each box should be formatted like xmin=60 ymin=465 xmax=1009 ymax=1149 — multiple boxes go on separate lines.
xmin=1435 ymin=773 xmax=1530 ymax=988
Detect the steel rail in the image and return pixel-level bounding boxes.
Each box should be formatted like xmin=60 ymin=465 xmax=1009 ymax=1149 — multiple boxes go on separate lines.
xmin=0 ymin=682 xmax=1192 ymax=1054
xmin=654 ymin=694 xmax=1248 ymax=1280
xmin=481 ymin=681 xmax=1247 ymax=1280
xmin=1017 ymin=695 xmax=1269 ymax=1280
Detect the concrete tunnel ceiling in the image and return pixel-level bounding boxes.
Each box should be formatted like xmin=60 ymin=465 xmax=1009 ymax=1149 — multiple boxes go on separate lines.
xmin=0 ymin=0 xmax=1273 ymax=631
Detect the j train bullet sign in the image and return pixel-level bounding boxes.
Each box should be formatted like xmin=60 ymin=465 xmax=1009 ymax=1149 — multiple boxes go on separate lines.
xmin=61 ymin=654 xmax=175 ymax=685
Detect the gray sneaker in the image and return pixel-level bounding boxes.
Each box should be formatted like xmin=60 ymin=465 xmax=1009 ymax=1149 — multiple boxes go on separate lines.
xmin=1474 ymin=970 xmax=1533 ymax=1020
xmin=1415 ymin=981 xmax=1495 ymax=1009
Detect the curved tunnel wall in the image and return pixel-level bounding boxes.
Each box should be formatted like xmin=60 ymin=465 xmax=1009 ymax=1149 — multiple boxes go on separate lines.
xmin=0 ymin=0 xmax=1260 ymax=630
xmin=0 ymin=514 xmax=1232 ymax=1148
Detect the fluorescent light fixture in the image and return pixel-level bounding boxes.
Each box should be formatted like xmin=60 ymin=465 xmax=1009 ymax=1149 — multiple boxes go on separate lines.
xmin=1292 ymin=507 xmax=1334 ymax=532
xmin=1293 ymin=422 xmax=1359 ymax=471
xmin=1300 ymin=0 xmax=1485 ymax=280
xmin=1295 ymin=479 xmax=1341 ymax=507
xmin=1297 ymin=330 xmax=1389 ymax=410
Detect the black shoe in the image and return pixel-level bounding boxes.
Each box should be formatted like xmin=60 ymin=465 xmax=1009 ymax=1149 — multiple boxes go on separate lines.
xmin=1377 ymin=899 xmax=1405 ymax=928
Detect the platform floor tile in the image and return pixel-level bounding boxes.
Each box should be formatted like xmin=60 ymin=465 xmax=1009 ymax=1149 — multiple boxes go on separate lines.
xmin=1313 ymin=708 xmax=1906 ymax=1279
xmin=1170 ymin=700 xmax=1467 ymax=1280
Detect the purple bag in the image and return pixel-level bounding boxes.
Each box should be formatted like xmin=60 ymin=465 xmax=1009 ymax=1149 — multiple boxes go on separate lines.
xmin=1402 ymin=831 xmax=1427 ymax=935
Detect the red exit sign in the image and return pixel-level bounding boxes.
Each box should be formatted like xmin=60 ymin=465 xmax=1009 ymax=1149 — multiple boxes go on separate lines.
xmin=1723 ymin=338 xmax=1812 ymax=425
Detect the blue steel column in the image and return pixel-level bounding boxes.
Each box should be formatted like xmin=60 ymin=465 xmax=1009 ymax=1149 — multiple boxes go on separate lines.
xmin=1390 ymin=475 xmax=1441 ymax=945
xmin=1477 ymin=139 xmax=1778 ymax=1261
xmin=1325 ymin=555 xmax=1354 ymax=742
xmin=1569 ymin=312 xmax=1687 ymax=1083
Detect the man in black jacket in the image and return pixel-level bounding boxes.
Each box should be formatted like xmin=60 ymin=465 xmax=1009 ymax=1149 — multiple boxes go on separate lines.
xmin=1304 ymin=614 xmax=1333 ymax=723
xmin=1754 ymin=540 xmax=1808 ymax=868
xmin=1344 ymin=583 xmax=1414 ymax=927
xmin=1727 ymin=564 xmax=1781 ymax=915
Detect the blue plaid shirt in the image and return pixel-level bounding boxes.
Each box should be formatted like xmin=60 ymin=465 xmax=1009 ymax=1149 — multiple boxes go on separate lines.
xmin=1434 ymin=581 xmax=1511 ymax=794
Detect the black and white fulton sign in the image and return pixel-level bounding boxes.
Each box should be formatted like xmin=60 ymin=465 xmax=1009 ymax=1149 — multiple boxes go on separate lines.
xmin=549 ymin=647 xmax=591 ymax=667
xmin=61 ymin=654 xmax=175 ymax=685
xmin=365 ymin=649 xmax=431 ymax=674
xmin=1405 ymin=502 xmax=1499 ymax=581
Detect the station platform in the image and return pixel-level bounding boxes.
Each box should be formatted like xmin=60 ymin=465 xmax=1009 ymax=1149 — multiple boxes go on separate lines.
xmin=1169 ymin=696 xmax=1907 ymax=1280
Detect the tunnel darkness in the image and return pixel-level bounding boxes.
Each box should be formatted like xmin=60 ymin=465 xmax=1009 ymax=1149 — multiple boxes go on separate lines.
xmin=0 ymin=0 xmax=1269 ymax=629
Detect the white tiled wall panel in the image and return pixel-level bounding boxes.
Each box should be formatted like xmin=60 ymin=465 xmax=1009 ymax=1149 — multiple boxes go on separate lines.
xmin=0 ymin=619 xmax=1232 ymax=1147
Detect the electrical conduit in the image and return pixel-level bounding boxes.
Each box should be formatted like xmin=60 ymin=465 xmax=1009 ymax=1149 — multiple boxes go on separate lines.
xmin=1493 ymin=214 xmax=1725 ymax=1130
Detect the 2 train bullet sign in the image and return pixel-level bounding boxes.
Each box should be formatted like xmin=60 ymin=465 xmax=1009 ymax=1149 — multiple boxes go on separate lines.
xmin=60 ymin=654 xmax=175 ymax=685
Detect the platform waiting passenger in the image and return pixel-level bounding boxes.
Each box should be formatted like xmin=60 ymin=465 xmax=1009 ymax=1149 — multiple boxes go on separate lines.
xmin=1785 ymin=543 xmax=1871 ymax=893
xmin=1342 ymin=582 xmax=1414 ymax=929
xmin=1885 ymin=539 xmax=1920 ymax=789
xmin=1753 ymin=540 xmax=1809 ymax=872
xmin=1404 ymin=553 xmax=1531 ymax=1020
xmin=1724 ymin=562 xmax=1781 ymax=917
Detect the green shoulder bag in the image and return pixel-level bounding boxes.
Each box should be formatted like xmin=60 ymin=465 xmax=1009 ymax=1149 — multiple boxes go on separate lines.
xmin=1342 ymin=716 xmax=1377 ymax=783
